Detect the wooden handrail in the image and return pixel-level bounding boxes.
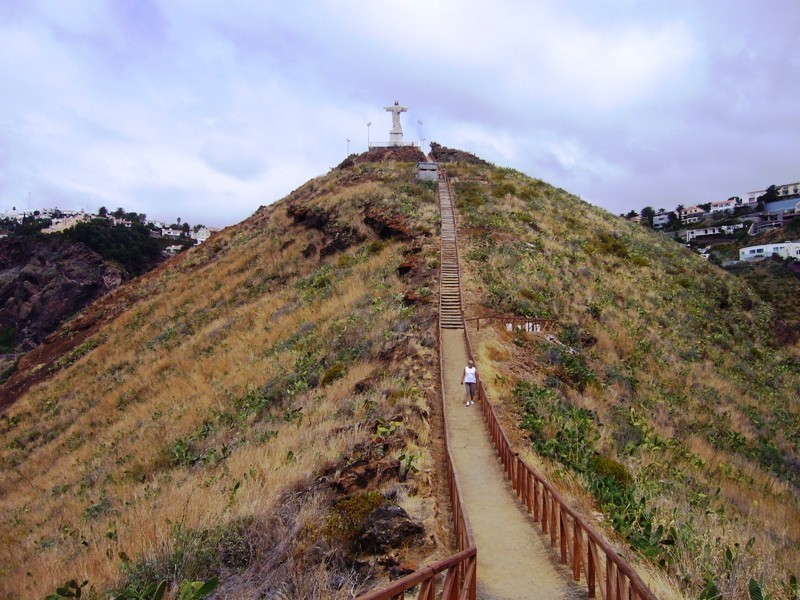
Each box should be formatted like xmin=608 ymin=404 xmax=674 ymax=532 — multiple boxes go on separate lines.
xmin=463 ymin=328 xmax=658 ymax=599
xmin=462 ymin=315 xmax=557 ymax=332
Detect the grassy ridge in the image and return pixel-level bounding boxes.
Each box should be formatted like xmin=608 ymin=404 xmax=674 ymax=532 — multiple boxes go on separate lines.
xmin=0 ymin=161 xmax=445 ymax=598
xmin=447 ymin=161 xmax=799 ymax=598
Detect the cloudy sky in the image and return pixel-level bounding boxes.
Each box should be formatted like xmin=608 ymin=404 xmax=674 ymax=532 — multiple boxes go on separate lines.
xmin=1 ymin=1 xmax=798 ymax=227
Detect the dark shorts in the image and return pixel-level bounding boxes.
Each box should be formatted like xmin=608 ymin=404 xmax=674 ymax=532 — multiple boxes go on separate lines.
xmin=465 ymin=382 xmax=476 ymax=398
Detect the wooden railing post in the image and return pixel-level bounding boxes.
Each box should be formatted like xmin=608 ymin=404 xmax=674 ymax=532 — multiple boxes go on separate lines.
xmin=573 ymin=520 xmax=582 ymax=582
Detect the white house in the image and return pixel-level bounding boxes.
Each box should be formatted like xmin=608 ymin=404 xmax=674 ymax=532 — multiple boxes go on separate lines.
xmin=680 ymin=206 xmax=707 ymax=224
xmin=190 ymin=226 xmax=216 ymax=244
xmin=739 ymin=242 xmax=800 ymax=261
xmin=653 ymin=211 xmax=673 ymax=228
xmin=684 ymin=224 xmax=744 ymax=242
xmin=161 ymin=228 xmax=183 ymax=238
xmin=710 ymin=199 xmax=736 ymax=214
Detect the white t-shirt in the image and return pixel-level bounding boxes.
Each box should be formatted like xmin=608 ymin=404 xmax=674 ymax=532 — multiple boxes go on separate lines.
xmin=464 ymin=366 xmax=477 ymax=383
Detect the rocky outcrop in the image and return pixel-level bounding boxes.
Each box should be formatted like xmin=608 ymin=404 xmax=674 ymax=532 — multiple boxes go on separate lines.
xmin=358 ymin=504 xmax=424 ymax=553
xmin=363 ymin=205 xmax=416 ymax=240
xmin=429 ymin=142 xmax=489 ymax=165
xmin=0 ymin=236 xmax=123 ymax=351
xmin=286 ymin=204 xmax=366 ymax=257
xmin=337 ymin=146 xmax=427 ymax=169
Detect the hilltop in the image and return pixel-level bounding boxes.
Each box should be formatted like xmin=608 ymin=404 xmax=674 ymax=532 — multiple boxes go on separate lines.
xmin=0 ymin=145 xmax=798 ymax=598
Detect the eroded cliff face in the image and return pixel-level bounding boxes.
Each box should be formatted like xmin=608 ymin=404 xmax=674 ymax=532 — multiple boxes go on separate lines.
xmin=0 ymin=235 xmax=123 ymax=351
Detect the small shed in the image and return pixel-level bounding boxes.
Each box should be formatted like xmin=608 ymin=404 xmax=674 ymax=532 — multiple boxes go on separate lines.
xmin=416 ymin=162 xmax=438 ymax=181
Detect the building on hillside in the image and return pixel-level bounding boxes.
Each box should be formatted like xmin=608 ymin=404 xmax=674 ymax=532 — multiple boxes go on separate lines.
xmin=746 ymin=181 xmax=800 ymax=204
xmin=161 ymin=228 xmax=183 ymax=238
xmin=710 ymin=199 xmax=736 ymax=214
xmin=41 ymin=213 xmax=90 ymax=234
xmin=163 ymin=245 xmax=183 ymax=256
xmin=680 ymin=206 xmax=707 ymax=224
xmin=653 ymin=211 xmax=673 ymax=228
xmin=734 ymin=196 xmax=758 ymax=209
xmin=765 ymin=198 xmax=800 ymax=213
xmin=684 ymin=224 xmax=745 ymax=242
xmin=190 ymin=227 xmax=216 ymax=243
xmin=748 ymin=201 xmax=799 ymax=235
xmin=627 ymin=214 xmax=642 ymax=225
xmin=739 ymin=242 xmax=800 ymax=261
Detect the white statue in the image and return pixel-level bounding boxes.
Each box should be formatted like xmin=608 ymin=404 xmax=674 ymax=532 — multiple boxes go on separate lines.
xmin=384 ymin=100 xmax=408 ymax=146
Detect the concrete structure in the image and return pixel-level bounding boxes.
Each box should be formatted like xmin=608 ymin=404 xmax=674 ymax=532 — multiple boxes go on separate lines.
xmin=416 ymin=162 xmax=438 ymax=181
xmin=739 ymin=242 xmax=800 ymax=261
xmin=384 ymin=100 xmax=408 ymax=146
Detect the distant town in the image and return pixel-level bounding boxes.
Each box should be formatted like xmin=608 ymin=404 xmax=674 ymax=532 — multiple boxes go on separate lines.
xmin=0 ymin=206 xmax=219 ymax=256
xmin=622 ymin=181 xmax=800 ymax=263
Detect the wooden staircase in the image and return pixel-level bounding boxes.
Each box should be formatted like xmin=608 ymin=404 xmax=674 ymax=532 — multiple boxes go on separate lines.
xmin=438 ymin=176 xmax=464 ymax=330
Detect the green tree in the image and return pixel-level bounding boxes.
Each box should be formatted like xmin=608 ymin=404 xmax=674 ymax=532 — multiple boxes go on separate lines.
xmin=640 ymin=206 xmax=655 ymax=226
xmin=759 ymin=184 xmax=780 ymax=204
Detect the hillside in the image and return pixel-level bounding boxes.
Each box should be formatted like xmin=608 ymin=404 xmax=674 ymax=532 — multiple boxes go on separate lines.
xmin=0 ymin=148 xmax=452 ymax=598
xmin=2 ymin=146 xmax=798 ymax=599
xmin=434 ymin=155 xmax=799 ymax=598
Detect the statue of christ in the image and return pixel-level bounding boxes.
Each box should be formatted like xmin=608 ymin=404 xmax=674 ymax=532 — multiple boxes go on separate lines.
xmin=384 ymin=101 xmax=408 ymax=145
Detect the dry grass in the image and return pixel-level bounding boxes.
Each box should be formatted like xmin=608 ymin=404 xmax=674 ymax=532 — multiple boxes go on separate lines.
xmin=453 ymin=163 xmax=800 ymax=598
xmin=0 ymin=162 xmax=446 ymax=598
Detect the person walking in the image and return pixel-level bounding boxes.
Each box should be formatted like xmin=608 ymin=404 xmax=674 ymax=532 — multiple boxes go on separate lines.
xmin=461 ymin=359 xmax=478 ymax=406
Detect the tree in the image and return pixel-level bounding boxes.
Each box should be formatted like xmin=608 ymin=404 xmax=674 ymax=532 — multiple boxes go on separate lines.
xmin=625 ymin=210 xmax=638 ymax=218
xmin=640 ymin=206 xmax=655 ymax=225
xmin=98 ymin=206 xmax=108 ymax=217
xmin=113 ymin=207 xmax=125 ymax=218
xmin=759 ymin=185 xmax=780 ymax=204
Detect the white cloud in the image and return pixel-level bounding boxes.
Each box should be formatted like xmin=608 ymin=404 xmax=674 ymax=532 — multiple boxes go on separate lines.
xmin=0 ymin=0 xmax=798 ymax=224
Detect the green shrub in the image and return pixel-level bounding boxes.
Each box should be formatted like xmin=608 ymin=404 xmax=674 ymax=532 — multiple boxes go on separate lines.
xmin=591 ymin=455 xmax=633 ymax=489
xmin=0 ymin=326 xmax=17 ymax=352
xmin=322 ymin=491 xmax=385 ymax=545
xmin=320 ymin=362 xmax=346 ymax=386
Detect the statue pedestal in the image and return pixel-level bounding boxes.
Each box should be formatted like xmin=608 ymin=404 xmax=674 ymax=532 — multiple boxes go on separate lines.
xmin=389 ymin=130 xmax=404 ymax=146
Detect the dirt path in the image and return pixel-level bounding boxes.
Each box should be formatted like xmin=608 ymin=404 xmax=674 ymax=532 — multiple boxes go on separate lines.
xmin=442 ymin=328 xmax=583 ymax=599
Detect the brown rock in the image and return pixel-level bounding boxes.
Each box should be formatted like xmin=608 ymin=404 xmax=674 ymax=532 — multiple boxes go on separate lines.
xmin=358 ymin=504 xmax=424 ymax=553
xmin=0 ymin=236 xmax=124 ymax=351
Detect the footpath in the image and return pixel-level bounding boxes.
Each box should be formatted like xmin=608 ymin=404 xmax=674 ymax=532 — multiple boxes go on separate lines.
xmin=437 ymin=174 xmax=582 ymax=599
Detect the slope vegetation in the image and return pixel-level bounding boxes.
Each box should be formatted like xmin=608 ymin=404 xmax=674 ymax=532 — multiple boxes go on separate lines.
xmin=0 ymin=152 xmax=450 ymax=598
xmin=437 ymin=152 xmax=799 ymax=598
